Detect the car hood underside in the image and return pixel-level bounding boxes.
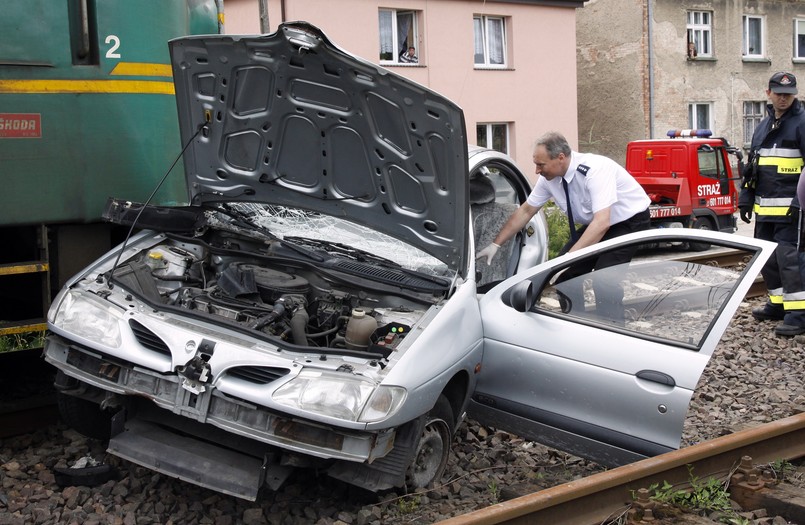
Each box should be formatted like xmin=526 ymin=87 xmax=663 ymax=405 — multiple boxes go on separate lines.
xmin=169 ymin=21 xmax=470 ymax=273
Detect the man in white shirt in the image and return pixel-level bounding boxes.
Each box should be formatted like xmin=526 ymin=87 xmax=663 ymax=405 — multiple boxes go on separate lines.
xmin=477 ymin=131 xmax=650 ymax=321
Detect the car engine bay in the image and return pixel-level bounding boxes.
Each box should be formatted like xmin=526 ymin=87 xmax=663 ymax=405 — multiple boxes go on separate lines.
xmin=107 ymin=230 xmax=449 ymax=357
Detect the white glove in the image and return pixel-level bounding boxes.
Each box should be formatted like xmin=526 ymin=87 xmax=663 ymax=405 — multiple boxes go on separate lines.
xmin=476 ymin=243 xmax=500 ymax=266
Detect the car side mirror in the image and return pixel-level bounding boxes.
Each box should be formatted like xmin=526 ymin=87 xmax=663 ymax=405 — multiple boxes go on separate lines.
xmin=509 ymin=280 xmax=536 ymax=312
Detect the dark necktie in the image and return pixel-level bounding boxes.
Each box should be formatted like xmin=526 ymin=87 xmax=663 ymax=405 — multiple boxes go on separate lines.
xmin=562 ymin=178 xmax=579 ymax=241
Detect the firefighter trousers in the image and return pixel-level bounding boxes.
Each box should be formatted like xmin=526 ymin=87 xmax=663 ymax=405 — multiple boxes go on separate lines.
xmin=755 ymin=218 xmax=805 ymax=326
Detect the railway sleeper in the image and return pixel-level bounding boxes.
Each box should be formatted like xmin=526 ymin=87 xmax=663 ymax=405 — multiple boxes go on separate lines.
xmin=730 ymin=457 xmax=805 ymax=525
xmin=628 ymin=455 xmax=805 ymax=524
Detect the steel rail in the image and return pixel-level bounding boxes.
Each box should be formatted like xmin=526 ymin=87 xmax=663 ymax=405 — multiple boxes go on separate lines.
xmin=662 ymin=247 xmax=765 ymax=298
xmin=438 ymin=405 xmax=805 ymax=525
xmin=679 ymin=248 xmax=765 ymax=298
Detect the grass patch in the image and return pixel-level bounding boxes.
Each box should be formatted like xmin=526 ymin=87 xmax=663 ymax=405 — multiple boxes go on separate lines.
xmin=0 ymin=331 xmax=46 ymax=353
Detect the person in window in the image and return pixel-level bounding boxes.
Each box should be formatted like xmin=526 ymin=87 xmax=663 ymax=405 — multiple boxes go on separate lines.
xmin=687 ymin=41 xmax=697 ymax=59
xmin=399 ymin=46 xmax=418 ymax=63
xmin=739 ymin=71 xmax=805 ymax=337
xmin=476 ymin=131 xmax=651 ymax=323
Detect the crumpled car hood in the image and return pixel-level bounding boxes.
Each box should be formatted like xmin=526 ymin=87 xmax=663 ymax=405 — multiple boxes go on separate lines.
xmin=169 ymin=21 xmax=469 ymax=273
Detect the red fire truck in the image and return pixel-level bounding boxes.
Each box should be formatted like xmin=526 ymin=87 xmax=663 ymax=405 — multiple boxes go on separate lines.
xmin=625 ymin=129 xmax=742 ymax=246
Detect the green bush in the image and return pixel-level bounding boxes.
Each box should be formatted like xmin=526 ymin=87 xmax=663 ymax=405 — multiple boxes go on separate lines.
xmin=544 ymin=203 xmax=570 ymax=260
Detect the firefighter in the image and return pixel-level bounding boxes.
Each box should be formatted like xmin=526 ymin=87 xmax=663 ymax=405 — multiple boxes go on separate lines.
xmin=739 ymin=71 xmax=805 ymax=336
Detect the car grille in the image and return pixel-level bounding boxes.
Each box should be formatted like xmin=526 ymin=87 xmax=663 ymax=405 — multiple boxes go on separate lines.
xmin=226 ymin=366 xmax=290 ymax=384
xmin=129 ymin=320 xmax=171 ymax=357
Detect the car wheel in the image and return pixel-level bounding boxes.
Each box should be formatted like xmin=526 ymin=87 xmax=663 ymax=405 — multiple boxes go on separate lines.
xmin=406 ymin=395 xmax=454 ymax=489
xmin=687 ymin=217 xmax=713 ymax=251
xmin=56 ymin=391 xmax=112 ymax=440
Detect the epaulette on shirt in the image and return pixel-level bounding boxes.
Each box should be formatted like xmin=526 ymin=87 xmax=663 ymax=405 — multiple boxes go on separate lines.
xmin=576 ymin=164 xmax=590 ymax=176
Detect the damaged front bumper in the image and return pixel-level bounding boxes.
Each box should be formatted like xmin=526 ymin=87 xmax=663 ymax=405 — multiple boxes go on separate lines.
xmin=44 ymin=335 xmax=401 ymax=499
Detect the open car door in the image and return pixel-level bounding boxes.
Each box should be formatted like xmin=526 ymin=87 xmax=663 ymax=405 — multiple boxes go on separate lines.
xmin=470 ymin=229 xmax=775 ymax=466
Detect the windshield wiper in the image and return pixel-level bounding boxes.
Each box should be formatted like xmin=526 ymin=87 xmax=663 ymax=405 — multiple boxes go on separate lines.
xmin=208 ymin=204 xmax=277 ymax=238
xmin=283 ymin=236 xmax=401 ymax=267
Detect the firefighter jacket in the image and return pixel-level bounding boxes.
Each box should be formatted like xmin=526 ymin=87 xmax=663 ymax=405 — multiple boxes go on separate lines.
xmin=739 ymin=98 xmax=805 ymax=222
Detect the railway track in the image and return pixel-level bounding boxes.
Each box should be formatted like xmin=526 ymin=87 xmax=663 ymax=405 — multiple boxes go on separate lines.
xmin=688 ymin=247 xmax=767 ymax=298
xmin=663 ymin=246 xmax=766 ymax=298
xmin=438 ymin=411 xmax=805 ymax=525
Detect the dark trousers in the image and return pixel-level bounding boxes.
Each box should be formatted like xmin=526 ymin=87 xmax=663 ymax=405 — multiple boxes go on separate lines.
xmin=756 ymin=216 xmax=805 ymax=325
xmin=557 ymin=209 xmax=651 ymax=323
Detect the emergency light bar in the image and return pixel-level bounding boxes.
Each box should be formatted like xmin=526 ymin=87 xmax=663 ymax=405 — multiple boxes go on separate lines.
xmin=667 ymin=129 xmax=713 ymax=138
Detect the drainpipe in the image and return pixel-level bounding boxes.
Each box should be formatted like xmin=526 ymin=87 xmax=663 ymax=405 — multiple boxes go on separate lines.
xmin=259 ymin=0 xmax=269 ymax=33
xmin=647 ymin=0 xmax=655 ymax=138
xmin=215 ymin=0 xmax=224 ymax=33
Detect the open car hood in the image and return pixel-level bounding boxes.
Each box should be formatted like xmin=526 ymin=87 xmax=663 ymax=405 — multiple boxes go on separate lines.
xmin=169 ymin=21 xmax=470 ymax=273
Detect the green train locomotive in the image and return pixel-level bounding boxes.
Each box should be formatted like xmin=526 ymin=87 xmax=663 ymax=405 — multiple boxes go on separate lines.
xmin=0 ymin=0 xmax=220 ymax=346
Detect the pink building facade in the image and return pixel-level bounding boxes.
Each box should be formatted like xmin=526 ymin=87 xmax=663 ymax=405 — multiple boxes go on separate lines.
xmin=223 ymin=0 xmax=586 ymax=178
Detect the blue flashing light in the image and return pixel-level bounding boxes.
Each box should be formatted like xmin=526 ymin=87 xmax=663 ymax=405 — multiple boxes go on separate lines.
xmin=666 ymin=129 xmax=713 ymax=138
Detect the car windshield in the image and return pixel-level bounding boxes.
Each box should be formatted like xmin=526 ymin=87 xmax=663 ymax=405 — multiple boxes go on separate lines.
xmin=223 ymin=203 xmax=450 ymax=277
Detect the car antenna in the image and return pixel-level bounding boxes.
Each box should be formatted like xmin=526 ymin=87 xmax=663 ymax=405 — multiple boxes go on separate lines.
xmin=105 ymin=123 xmax=207 ymax=289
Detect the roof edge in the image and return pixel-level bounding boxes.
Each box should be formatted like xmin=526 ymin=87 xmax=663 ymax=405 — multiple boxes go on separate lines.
xmin=480 ymin=0 xmax=588 ymax=7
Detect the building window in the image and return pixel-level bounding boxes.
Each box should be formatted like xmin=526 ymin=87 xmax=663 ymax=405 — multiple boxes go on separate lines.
xmin=686 ymin=11 xmax=712 ymax=58
xmin=379 ymin=9 xmax=419 ymax=64
xmin=477 ymin=123 xmax=509 ymax=153
xmin=795 ymin=19 xmax=805 ymax=59
xmin=743 ymin=101 xmax=764 ymax=145
xmin=742 ymin=15 xmax=764 ymax=58
xmin=688 ymin=102 xmax=712 ymax=131
xmin=474 ymin=16 xmax=506 ymax=68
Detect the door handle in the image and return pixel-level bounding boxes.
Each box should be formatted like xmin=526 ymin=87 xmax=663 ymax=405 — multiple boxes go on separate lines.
xmin=636 ymin=370 xmax=675 ymax=387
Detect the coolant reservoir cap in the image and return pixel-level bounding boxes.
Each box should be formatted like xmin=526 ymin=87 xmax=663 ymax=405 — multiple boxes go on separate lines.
xmin=351 ymin=308 xmax=366 ymax=318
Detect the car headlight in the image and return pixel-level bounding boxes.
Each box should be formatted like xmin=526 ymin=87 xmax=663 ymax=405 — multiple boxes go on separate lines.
xmin=51 ymin=290 xmax=123 ymax=348
xmin=273 ymin=370 xmax=406 ymax=423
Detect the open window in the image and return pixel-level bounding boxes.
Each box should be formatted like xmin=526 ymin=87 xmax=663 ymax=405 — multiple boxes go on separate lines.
xmin=379 ymin=9 xmax=420 ymax=65
xmin=686 ymin=11 xmax=712 ymax=59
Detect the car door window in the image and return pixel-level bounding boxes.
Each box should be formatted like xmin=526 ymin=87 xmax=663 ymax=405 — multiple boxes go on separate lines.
xmin=535 ymin=247 xmax=749 ymax=349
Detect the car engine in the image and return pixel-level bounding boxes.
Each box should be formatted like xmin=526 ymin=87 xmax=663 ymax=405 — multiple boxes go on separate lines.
xmin=109 ymin=234 xmax=444 ymax=355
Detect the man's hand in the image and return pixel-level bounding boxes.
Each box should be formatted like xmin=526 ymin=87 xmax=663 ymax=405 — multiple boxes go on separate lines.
xmin=476 ymin=243 xmax=500 ymax=265
xmin=739 ymin=206 xmax=753 ymax=224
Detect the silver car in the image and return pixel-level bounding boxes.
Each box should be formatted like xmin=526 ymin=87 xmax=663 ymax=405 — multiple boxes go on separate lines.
xmin=44 ymin=22 xmax=774 ymax=500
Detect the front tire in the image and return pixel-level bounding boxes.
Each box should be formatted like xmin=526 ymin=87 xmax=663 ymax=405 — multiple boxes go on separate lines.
xmin=687 ymin=217 xmax=713 ymax=251
xmin=405 ymin=395 xmax=454 ymax=489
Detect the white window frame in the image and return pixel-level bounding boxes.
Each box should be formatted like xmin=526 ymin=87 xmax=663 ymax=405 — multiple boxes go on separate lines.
xmin=476 ymin=123 xmax=509 ymax=154
xmin=473 ymin=16 xmax=507 ymax=68
xmin=795 ymin=19 xmax=805 ymax=61
xmin=686 ymin=11 xmax=712 ymax=58
xmin=742 ymin=15 xmax=765 ymax=58
xmin=743 ymin=101 xmax=764 ymax=145
xmin=378 ymin=9 xmax=419 ymax=65
xmin=688 ymin=102 xmax=713 ymax=131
